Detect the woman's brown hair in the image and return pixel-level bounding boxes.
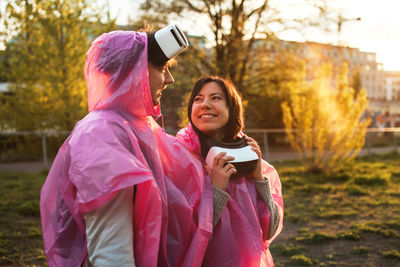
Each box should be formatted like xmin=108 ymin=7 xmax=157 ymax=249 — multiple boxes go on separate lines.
xmin=188 ymin=76 xmax=244 ymax=142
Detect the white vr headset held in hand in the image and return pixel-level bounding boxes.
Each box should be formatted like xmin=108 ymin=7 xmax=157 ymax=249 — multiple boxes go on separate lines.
xmin=154 ymin=24 xmax=189 ymax=59
xmin=203 ymin=137 xmax=259 ymax=177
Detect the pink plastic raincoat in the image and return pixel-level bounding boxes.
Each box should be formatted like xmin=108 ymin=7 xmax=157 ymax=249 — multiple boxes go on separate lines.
xmin=177 ymin=124 xmax=284 ymax=267
xmin=40 ymin=31 xmax=213 ymax=267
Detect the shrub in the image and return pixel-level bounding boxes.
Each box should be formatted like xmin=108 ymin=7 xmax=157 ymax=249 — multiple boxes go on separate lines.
xmin=282 ymin=63 xmax=369 ymax=174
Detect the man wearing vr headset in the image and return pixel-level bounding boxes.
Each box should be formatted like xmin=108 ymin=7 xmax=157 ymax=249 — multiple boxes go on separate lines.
xmin=40 ymin=25 xmax=214 ymax=266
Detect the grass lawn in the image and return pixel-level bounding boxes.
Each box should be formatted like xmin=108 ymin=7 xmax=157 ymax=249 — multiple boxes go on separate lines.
xmin=0 ymin=152 xmax=399 ymax=266
xmin=271 ymin=151 xmax=400 ymax=267
xmin=0 ymin=169 xmax=47 ymax=266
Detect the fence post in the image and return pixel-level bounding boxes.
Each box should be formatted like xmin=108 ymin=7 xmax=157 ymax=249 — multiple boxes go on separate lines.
xmin=393 ymin=131 xmax=398 ymax=152
xmin=366 ymin=132 xmax=372 ymax=159
xmin=42 ymin=133 xmax=48 ymax=168
xmin=262 ymin=132 xmax=270 ymax=161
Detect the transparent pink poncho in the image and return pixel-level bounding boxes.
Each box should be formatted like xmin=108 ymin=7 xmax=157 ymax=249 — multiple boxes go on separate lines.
xmin=177 ymin=124 xmax=284 ymax=267
xmin=40 ymin=31 xmax=213 ymax=267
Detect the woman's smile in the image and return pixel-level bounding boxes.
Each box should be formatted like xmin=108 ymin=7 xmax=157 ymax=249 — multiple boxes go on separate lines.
xmin=199 ymin=113 xmax=217 ymax=118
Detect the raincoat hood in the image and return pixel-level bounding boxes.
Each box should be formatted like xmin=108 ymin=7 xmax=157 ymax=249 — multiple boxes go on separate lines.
xmin=85 ymin=31 xmax=160 ymax=118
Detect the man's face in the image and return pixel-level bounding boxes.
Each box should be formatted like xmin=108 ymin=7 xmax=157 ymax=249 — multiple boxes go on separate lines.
xmin=148 ymin=62 xmax=174 ymax=106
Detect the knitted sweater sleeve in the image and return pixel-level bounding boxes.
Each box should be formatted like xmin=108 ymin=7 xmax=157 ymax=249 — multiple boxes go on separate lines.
xmin=255 ymin=178 xmax=280 ymax=239
xmin=212 ymin=186 xmax=230 ymax=227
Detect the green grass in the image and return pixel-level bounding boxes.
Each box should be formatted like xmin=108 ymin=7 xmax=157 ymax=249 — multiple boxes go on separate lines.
xmin=0 ymin=169 xmax=47 ymax=266
xmin=1 ymin=152 xmax=400 ymax=266
xmin=271 ymin=152 xmax=400 ymax=266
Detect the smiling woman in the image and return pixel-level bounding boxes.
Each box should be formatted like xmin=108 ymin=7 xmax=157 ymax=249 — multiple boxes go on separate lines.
xmin=177 ymin=76 xmax=284 ymax=267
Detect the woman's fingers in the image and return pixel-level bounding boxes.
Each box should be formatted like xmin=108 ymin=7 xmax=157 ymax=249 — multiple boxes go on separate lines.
xmin=221 ymin=155 xmax=235 ymax=166
xmin=245 ymin=135 xmax=258 ymax=148
xmin=245 ymin=135 xmax=257 ymax=143
xmin=224 ymin=163 xmax=237 ymax=175
xmin=251 ymin=146 xmax=262 ymax=159
xmin=214 ymin=152 xmax=234 ymax=167
xmin=245 ymin=135 xmax=262 ymax=159
xmin=213 ymin=152 xmax=226 ymax=167
xmin=209 ymin=154 xmax=236 ymax=190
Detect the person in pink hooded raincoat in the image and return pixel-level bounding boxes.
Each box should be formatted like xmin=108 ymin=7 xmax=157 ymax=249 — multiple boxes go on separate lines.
xmin=40 ymin=28 xmax=215 ymax=266
xmin=177 ymin=76 xmax=284 ymax=266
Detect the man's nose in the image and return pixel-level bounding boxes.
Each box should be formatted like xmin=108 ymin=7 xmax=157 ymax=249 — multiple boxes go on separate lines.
xmin=164 ymin=69 xmax=174 ymax=85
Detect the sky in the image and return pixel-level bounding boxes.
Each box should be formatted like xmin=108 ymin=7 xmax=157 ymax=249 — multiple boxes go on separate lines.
xmin=312 ymin=0 xmax=400 ymax=72
xmin=103 ymin=0 xmax=400 ymax=71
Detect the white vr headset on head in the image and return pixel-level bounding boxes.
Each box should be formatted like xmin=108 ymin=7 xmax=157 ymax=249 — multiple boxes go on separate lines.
xmin=155 ymin=24 xmax=189 ymax=59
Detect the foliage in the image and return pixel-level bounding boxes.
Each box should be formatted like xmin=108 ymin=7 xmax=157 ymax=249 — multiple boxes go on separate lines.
xmin=281 ymin=63 xmax=370 ymax=173
xmin=0 ymin=0 xmax=115 ymax=132
xmin=138 ymin=0 xmax=336 ymax=97
xmin=245 ymin=49 xmax=307 ymax=130
xmin=0 ymin=133 xmax=68 ymax=162
xmin=130 ymin=0 xmax=347 ymax=132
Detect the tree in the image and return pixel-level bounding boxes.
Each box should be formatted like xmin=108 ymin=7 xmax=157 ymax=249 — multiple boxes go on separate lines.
xmin=245 ymin=47 xmax=307 ymax=130
xmin=351 ymin=69 xmax=362 ymax=97
xmin=0 ymin=0 xmax=115 ymax=131
xmin=281 ymin=63 xmax=370 ymax=173
xmin=139 ymin=0 xmax=336 ymax=97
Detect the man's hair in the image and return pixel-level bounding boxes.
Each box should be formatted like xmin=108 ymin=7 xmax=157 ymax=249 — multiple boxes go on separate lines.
xmin=187 ymin=76 xmax=244 ymax=142
xmin=147 ymin=31 xmax=177 ymax=67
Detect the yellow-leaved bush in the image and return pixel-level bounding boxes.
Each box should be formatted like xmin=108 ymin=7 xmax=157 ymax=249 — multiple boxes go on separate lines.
xmin=281 ymin=63 xmax=370 ymax=173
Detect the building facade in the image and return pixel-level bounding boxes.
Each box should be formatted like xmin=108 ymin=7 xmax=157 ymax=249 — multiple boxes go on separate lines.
xmin=252 ymin=38 xmax=399 ymax=113
xmin=385 ymin=71 xmax=400 ymax=101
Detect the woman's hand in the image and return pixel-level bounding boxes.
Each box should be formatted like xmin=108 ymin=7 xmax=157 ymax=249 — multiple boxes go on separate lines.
xmin=245 ymin=135 xmax=264 ymax=181
xmin=206 ymin=152 xmax=236 ymax=191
